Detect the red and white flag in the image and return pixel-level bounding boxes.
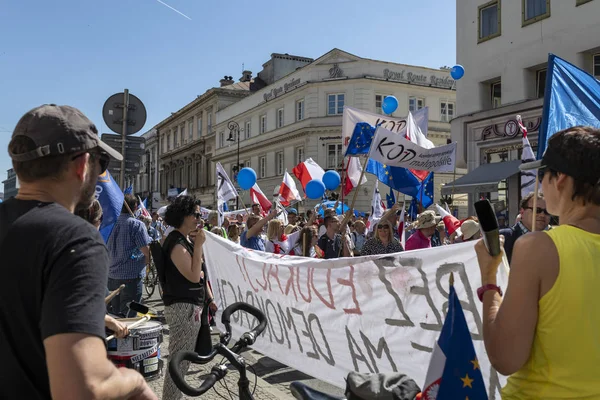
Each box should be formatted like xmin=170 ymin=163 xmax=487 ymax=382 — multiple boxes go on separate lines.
xmin=517 ymin=115 xmax=536 ymax=197
xmin=292 ymin=158 xmax=325 ymax=190
xmin=435 ymin=204 xmax=462 ymax=236
xmin=278 ymin=171 xmax=302 ymax=206
xmin=137 ymin=196 xmax=151 ymax=218
xmin=343 ymin=157 xmax=367 ymax=196
xmin=250 ymin=183 xmax=272 ymax=213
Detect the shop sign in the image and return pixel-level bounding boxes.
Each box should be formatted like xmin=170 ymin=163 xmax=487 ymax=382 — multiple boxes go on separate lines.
xmin=481 ymin=117 xmax=541 ymax=141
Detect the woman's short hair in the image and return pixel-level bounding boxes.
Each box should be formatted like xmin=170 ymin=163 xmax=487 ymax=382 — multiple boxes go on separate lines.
xmin=267 ymin=219 xmax=282 ymax=240
xmin=164 ymin=195 xmax=197 ymax=228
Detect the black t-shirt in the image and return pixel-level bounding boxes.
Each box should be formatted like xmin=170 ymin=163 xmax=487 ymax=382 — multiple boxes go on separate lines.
xmin=0 ymin=198 xmax=109 ymax=400
xmin=318 ymin=233 xmax=343 ymax=259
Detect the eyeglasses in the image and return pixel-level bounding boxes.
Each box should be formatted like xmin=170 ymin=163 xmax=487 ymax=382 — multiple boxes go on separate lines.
xmin=524 ymin=207 xmax=549 ymax=216
xmin=72 ymin=151 xmax=110 ymax=174
xmin=377 ymin=225 xmax=391 ymax=230
xmin=193 ymin=212 xmax=201 ymax=219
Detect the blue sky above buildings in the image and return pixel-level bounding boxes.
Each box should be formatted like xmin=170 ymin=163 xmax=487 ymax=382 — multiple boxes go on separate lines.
xmin=0 ymin=0 xmax=456 ymax=182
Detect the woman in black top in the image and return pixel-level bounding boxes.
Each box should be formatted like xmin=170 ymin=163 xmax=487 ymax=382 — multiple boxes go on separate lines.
xmin=161 ymin=196 xmax=217 ymax=400
xmin=361 ymin=220 xmax=404 ymax=255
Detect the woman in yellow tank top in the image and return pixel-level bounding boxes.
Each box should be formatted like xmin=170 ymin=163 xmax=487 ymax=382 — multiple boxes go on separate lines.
xmin=475 ymin=126 xmax=600 ymax=400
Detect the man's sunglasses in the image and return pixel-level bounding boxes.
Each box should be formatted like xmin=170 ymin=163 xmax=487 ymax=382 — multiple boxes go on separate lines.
xmin=193 ymin=212 xmax=202 ymax=219
xmin=524 ymin=206 xmax=549 ymax=216
xmin=72 ymin=151 xmax=110 ymax=174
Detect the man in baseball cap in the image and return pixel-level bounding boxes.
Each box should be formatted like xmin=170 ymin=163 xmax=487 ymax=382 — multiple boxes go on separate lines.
xmin=0 ymin=105 xmax=156 ymax=399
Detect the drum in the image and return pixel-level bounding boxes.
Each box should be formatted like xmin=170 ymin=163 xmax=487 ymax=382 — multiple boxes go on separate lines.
xmin=107 ymin=319 xmax=164 ymax=380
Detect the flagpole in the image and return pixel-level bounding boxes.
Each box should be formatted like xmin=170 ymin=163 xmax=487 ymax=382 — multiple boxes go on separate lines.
xmin=340 ymin=157 xmax=347 ymax=208
xmin=343 ymin=155 xmax=368 ymax=225
xmin=237 ymin=193 xmax=251 ymax=216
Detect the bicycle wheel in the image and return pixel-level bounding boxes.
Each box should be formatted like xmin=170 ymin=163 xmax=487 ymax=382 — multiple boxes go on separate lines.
xmin=144 ymin=265 xmax=156 ymax=298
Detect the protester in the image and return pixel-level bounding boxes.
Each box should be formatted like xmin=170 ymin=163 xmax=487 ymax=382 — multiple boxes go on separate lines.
xmin=289 ymin=226 xmax=324 ymax=257
xmin=500 ymin=192 xmax=550 ymax=263
xmin=351 ymin=220 xmax=368 ymax=255
xmin=151 ymin=211 xmax=165 ymax=241
xmin=475 ymin=126 xmax=600 ymax=399
xmin=0 ymin=104 xmax=155 ymax=399
xmin=251 ymin=203 xmax=261 ymax=216
xmin=107 ymin=194 xmax=152 ymax=317
xmin=75 ymin=200 xmax=129 ymax=339
xmin=228 ymin=223 xmax=240 ymax=244
xmin=405 ymin=210 xmax=439 ymax=251
xmin=360 ymin=220 xmax=404 ymax=255
xmin=143 ymin=215 xmax=159 ymax=241
xmin=266 ymin=218 xmax=303 ymax=254
xmin=240 ymin=209 xmax=277 ymax=251
xmin=161 ymin=195 xmax=217 ymax=400
xmin=205 ymin=211 xmax=227 ymax=238
xmin=287 ymin=207 xmax=298 ymax=225
xmin=459 ymin=219 xmax=481 ymax=242
xmin=318 ymin=215 xmax=352 ymax=258
xmin=211 ymin=226 xmax=224 ymax=237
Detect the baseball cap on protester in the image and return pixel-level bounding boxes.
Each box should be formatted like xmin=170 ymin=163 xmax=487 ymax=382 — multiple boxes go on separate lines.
xmin=519 ymin=139 xmax=597 ymax=185
xmin=8 ymin=104 xmax=123 ymax=162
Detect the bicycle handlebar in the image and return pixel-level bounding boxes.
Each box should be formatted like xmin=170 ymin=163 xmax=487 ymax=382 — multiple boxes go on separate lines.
xmin=168 ymin=302 xmax=267 ymax=396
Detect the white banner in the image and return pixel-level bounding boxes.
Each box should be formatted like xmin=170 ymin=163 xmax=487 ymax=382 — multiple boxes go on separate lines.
xmin=342 ymin=106 xmax=428 ymax=154
xmin=368 ymin=127 xmax=457 ymax=173
xmin=204 ymin=233 xmax=509 ymax=398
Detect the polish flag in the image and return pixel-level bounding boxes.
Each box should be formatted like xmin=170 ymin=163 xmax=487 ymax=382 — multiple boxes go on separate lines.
xmin=398 ymin=202 xmax=406 ymax=249
xmin=517 ymin=115 xmax=536 ymax=198
xmin=405 ymin=112 xmax=434 ymax=181
xmin=278 ymin=171 xmax=302 ymax=206
xmin=435 ymin=204 xmax=462 ymax=236
xmin=292 ymin=158 xmax=325 ymax=190
xmin=137 ymin=196 xmax=151 ymax=218
xmin=343 ymin=157 xmax=367 ymax=196
xmin=250 ymin=183 xmax=272 ymax=213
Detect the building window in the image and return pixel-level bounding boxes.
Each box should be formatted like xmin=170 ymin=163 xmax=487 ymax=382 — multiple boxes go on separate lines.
xmin=188 ymin=164 xmax=192 ymax=188
xmin=327 ymin=144 xmax=343 ymax=169
xmin=276 ymin=152 xmax=284 ymax=175
xmin=327 ymin=93 xmax=345 ymax=115
xmin=259 ymin=156 xmax=266 ymax=178
xmin=296 ymin=147 xmax=304 ymax=165
xmin=594 ymin=54 xmax=600 ymax=78
xmin=260 ymin=115 xmax=267 ymax=134
xmin=188 ymin=120 xmax=193 ymax=140
xmin=197 ymin=117 xmax=203 ymax=137
xmin=162 ymin=136 xmax=167 ymax=153
xmin=409 ymin=96 xmax=424 ymax=112
xmin=478 ymin=1 xmax=501 ymax=43
xmin=277 ymin=108 xmax=284 ymax=128
xmin=196 ymin=161 xmax=202 ymax=187
xmin=181 ymin=126 xmax=186 ymax=144
xmin=536 ymin=68 xmax=547 ymax=98
xmin=179 ymin=168 xmax=184 ymax=187
xmin=440 ymin=101 xmax=455 ymax=122
xmin=522 ymin=0 xmax=550 ymax=26
xmin=491 ymin=81 xmax=502 ymax=108
xmin=167 ymin=133 xmax=172 ymax=151
xmin=219 ymin=132 xmax=224 ymax=148
xmin=245 ymin=121 xmax=251 ymax=139
xmin=296 ymin=99 xmax=305 ymax=121
xmin=207 ymin=111 xmax=212 ymax=133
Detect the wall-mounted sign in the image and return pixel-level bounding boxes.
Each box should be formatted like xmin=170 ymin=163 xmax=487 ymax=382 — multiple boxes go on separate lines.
xmin=318 ymin=136 xmax=342 ymax=141
xmin=481 ymin=117 xmax=542 ymax=141
xmin=383 ymin=68 xmax=455 ymax=89
xmin=263 ymin=77 xmax=302 ymax=101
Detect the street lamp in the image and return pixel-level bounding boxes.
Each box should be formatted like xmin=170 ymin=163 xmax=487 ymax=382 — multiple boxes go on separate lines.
xmin=227 ymin=121 xmax=241 ymax=210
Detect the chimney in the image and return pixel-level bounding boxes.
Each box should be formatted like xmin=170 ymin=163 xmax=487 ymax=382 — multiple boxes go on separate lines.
xmin=219 ymin=75 xmax=234 ymax=87
xmin=240 ymin=70 xmax=252 ymax=82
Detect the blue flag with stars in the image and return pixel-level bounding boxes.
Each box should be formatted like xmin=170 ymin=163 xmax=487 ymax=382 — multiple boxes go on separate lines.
xmin=386 ymin=186 xmax=396 ymax=209
xmin=433 ymin=283 xmax=488 ymax=399
xmin=345 ymin=122 xmax=376 ymax=156
xmin=408 ymin=198 xmax=419 ymax=220
xmin=366 ymin=160 xmax=435 ymax=208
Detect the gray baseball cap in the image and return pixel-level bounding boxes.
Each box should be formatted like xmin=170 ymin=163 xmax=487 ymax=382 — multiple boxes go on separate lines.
xmin=9 ymin=104 xmax=123 ymax=162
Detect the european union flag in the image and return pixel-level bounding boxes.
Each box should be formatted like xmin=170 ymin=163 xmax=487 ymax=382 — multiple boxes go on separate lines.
xmin=124 ymin=185 xmax=133 ymax=195
xmin=538 ymin=54 xmax=600 ymax=158
xmin=97 ymin=170 xmax=124 ymax=242
xmin=436 ymin=284 xmax=488 ymax=400
xmin=345 ymin=122 xmax=376 ymax=156
xmin=386 ymin=186 xmax=396 ymax=209
xmin=366 ymin=161 xmax=435 ymax=209
xmin=408 ymin=198 xmax=419 ymax=220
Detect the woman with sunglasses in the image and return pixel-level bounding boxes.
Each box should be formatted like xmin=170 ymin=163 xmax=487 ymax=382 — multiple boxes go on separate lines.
xmin=289 ymin=226 xmax=324 ymax=258
xmin=360 ymin=221 xmax=404 ymax=256
xmin=161 ymin=195 xmax=216 ymax=400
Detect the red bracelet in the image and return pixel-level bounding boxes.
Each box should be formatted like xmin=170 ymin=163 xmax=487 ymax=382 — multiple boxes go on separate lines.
xmin=477 ymin=284 xmax=502 ymax=302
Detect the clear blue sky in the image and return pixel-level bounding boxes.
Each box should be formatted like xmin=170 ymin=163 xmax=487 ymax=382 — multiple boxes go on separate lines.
xmin=0 ymin=0 xmax=456 ymax=184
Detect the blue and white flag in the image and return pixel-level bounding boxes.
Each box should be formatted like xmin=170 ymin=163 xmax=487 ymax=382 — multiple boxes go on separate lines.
xmin=538 ymin=54 xmax=600 ymax=158
xmin=96 ymin=170 xmax=124 ymax=242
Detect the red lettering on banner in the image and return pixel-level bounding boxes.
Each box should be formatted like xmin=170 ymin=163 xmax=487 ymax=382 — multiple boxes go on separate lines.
xmin=267 ymin=264 xmax=284 ymax=294
xmin=296 ymin=267 xmax=313 ymax=303
xmin=284 ymin=267 xmax=298 ymax=301
xmin=257 ymin=263 xmax=269 ymax=291
xmin=235 ymin=255 xmax=247 ymax=282
xmin=311 ymin=268 xmax=335 ymax=310
xmin=337 ymin=266 xmax=362 ymax=315
xmin=241 ymin=258 xmax=260 ymax=293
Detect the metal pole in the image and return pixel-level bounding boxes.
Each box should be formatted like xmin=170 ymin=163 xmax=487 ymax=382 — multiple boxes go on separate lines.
xmin=236 ymin=125 xmax=240 ymax=210
xmin=120 ymin=89 xmax=129 ymax=189
xmin=146 ymin=150 xmax=151 ymax=210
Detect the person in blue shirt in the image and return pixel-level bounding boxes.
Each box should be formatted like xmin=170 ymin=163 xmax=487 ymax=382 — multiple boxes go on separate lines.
xmin=240 ymin=209 xmax=277 ymax=251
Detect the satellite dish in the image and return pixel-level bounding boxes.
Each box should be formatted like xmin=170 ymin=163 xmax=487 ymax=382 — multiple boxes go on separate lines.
xmin=102 ymin=92 xmax=147 ymax=135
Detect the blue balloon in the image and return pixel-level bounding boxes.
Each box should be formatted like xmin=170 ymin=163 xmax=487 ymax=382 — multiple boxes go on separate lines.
xmin=322 ymin=170 xmax=341 ymax=190
xmin=381 ymin=96 xmax=399 ymax=115
xmin=236 ymin=167 xmax=257 ymax=190
xmin=305 ymin=179 xmax=326 ymax=199
xmin=450 ymin=65 xmax=465 ymax=80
